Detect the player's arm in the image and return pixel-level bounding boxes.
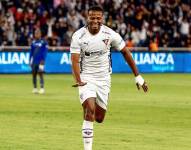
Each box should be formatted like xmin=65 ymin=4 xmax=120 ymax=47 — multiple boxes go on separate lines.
xmin=71 ymin=53 xmax=86 ymax=87
xmin=121 ymin=47 xmax=148 ymax=92
xmin=121 ymin=47 xmax=139 ymax=76
xmin=111 ymin=30 xmax=148 ymax=92
xmin=40 ymin=41 xmax=48 ymax=65
xmin=29 ymin=43 xmax=34 ymax=66
xmin=39 ymin=41 xmax=48 ymax=71
xmin=70 ymin=32 xmax=86 ymax=87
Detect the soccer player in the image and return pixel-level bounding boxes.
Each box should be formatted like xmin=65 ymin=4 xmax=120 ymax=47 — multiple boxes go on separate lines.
xmin=70 ymin=5 xmax=148 ymax=150
xmin=29 ymin=29 xmax=48 ymax=94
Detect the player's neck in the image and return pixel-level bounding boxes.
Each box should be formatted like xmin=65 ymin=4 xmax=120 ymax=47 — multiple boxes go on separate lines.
xmin=87 ymin=26 xmax=101 ymax=35
xmin=35 ymin=38 xmax=41 ymax=40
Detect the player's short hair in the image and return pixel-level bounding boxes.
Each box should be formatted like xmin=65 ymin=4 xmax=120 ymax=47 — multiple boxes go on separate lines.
xmin=88 ymin=5 xmax=103 ymax=14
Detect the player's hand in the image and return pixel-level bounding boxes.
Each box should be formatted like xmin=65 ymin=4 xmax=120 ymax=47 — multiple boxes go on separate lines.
xmin=136 ymin=82 xmax=148 ymax=92
xmin=72 ymin=82 xmax=87 ymax=87
xmin=39 ymin=64 xmax=44 ymax=71
xmin=40 ymin=60 xmax=45 ymax=65
xmin=135 ymin=75 xmax=148 ymax=92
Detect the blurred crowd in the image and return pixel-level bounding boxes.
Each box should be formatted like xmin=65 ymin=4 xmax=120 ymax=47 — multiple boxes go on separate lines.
xmin=0 ymin=0 xmax=191 ymax=48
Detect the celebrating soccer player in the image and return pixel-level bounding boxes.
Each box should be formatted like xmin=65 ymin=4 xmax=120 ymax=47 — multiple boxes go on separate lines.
xmin=70 ymin=5 xmax=148 ymax=150
xmin=29 ymin=29 xmax=48 ymax=94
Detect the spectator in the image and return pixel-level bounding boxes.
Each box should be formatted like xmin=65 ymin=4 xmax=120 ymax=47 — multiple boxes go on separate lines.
xmin=149 ymin=37 xmax=159 ymax=52
xmin=138 ymin=24 xmax=147 ymax=46
xmin=0 ymin=0 xmax=190 ymax=47
xmin=63 ymin=25 xmax=75 ymax=46
xmin=6 ymin=20 xmax=15 ymax=45
xmin=15 ymin=8 xmax=24 ymax=22
xmin=126 ymin=37 xmax=134 ymax=48
xmin=131 ymin=26 xmax=140 ymax=46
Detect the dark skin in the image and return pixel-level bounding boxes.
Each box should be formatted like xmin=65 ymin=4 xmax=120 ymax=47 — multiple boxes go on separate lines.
xmin=71 ymin=10 xmax=148 ymax=123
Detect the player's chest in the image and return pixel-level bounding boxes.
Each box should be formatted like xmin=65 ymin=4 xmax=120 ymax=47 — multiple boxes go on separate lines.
xmin=79 ymin=34 xmax=111 ymax=52
xmin=33 ymin=43 xmax=44 ymax=49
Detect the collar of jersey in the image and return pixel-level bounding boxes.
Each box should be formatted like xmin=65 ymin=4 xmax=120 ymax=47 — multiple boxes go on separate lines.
xmin=86 ymin=25 xmax=103 ymax=36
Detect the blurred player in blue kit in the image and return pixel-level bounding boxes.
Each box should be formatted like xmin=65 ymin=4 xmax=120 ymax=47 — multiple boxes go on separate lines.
xmin=29 ymin=29 xmax=48 ymax=94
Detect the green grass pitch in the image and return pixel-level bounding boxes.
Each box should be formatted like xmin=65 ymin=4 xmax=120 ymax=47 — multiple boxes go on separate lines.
xmin=0 ymin=74 xmax=191 ymax=150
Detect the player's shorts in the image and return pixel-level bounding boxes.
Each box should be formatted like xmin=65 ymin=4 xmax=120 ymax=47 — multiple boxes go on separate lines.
xmin=78 ymin=75 xmax=111 ymax=110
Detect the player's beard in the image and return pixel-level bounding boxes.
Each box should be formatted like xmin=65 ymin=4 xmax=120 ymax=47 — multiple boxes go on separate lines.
xmin=88 ymin=22 xmax=102 ymax=35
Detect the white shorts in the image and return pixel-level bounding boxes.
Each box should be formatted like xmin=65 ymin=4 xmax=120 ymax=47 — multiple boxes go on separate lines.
xmin=78 ymin=76 xmax=111 ymax=110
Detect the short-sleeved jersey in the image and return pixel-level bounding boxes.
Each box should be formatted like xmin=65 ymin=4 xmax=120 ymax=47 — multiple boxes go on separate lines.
xmin=29 ymin=39 xmax=48 ymax=65
xmin=70 ymin=25 xmax=125 ymax=78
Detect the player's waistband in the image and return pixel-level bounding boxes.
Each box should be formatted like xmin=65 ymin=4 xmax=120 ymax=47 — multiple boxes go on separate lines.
xmin=80 ymin=74 xmax=111 ymax=81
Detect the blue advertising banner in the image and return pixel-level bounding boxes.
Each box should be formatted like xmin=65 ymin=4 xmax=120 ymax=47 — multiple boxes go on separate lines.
xmin=0 ymin=51 xmax=71 ymax=73
xmin=111 ymin=51 xmax=191 ymax=73
xmin=0 ymin=51 xmax=191 ymax=73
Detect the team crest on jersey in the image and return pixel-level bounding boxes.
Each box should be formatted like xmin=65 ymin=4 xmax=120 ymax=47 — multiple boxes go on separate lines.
xmin=102 ymin=39 xmax=109 ymax=46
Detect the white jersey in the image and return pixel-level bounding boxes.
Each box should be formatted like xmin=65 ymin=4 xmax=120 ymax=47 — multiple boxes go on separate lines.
xmin=70 ymin=25 xmax=125 ymax=78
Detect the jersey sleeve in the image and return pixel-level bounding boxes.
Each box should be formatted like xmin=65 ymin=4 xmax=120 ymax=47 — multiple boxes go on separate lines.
xmin=111 ymin=31 xmax=126 ymax=51
xmin=70 ymin=33 xmax=81 ymax=54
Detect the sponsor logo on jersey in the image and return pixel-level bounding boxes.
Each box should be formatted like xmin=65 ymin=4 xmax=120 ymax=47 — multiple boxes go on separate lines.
xmin=83 ymin=42 xmax=88 ymax=45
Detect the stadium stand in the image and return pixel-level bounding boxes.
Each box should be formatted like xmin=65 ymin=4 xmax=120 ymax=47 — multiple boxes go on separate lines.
xmin=0 ymin=0 xmax=190 ymax=47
